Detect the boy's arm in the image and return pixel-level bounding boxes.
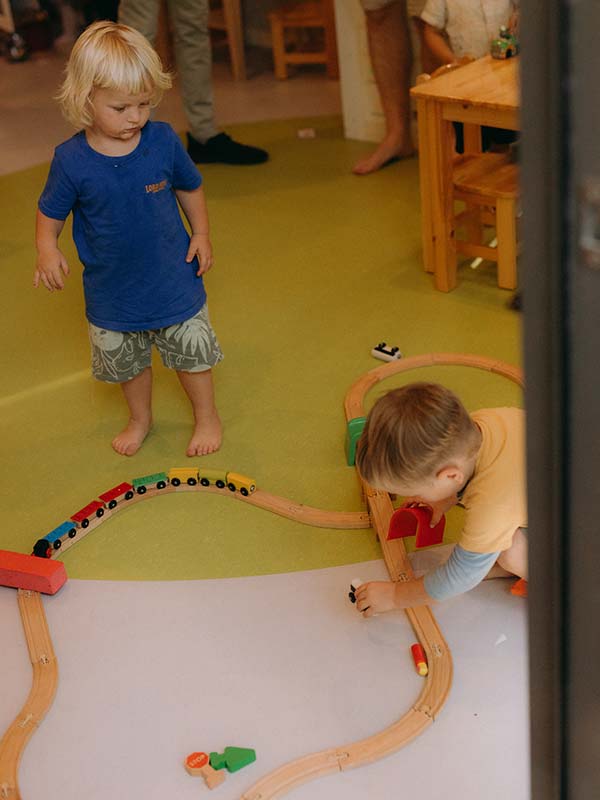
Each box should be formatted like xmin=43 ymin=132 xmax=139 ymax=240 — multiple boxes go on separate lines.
xmin=34 ymin=209 xmax=70 ymax=291
xmin=422 ymin=22 xmax=457 ymax=66
xmin=175 ymin=185 xmax=213 ymax=276
xmin=355 ymin=546 xmax=500 ymax=616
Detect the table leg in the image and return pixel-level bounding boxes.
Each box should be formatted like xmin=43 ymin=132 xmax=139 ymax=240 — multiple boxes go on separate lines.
xmin=429 ymin=102 xmax=457 ymax=292
xmin=416 ymin=98 xmax=435 ymax=274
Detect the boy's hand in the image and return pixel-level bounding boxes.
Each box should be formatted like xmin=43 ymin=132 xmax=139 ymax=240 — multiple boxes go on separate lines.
xmin=34 ymin=248 xmax=70 ymax=291
xmin=186 ymin=233 xmax=213 ymax=276
xmin=354 ymin=581 xmax=399 ymax=616
xmin=355 ymin=577 xmax=434 ymax=617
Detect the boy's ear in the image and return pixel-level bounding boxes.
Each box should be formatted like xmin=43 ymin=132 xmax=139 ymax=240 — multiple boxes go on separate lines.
xmin=436 ymin=464 xmax=464 ymax=485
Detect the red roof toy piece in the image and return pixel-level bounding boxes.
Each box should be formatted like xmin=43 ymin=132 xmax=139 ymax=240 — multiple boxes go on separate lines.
xmin=387 ymin=505 xmax=445 ymax=548
xmin=0 ymin=549 xmax=67 ymax=595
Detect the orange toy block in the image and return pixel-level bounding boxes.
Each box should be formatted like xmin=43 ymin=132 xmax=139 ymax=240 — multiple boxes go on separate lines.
xmin=0 ymin=549 xmax=67 ymax=595
xmin=184 ymin=752 xmax=226 ymax=789
xmin=510 ymin=578 xmax=528 ymax=597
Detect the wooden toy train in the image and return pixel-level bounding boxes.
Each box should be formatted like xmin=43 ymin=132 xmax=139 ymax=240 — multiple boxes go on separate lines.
xmin=32 ymin=468 xmax=256 ymax=559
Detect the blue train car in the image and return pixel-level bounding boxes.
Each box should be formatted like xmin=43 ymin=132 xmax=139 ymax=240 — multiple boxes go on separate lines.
xmin=33 ymin=520 xmax=77 ymax=558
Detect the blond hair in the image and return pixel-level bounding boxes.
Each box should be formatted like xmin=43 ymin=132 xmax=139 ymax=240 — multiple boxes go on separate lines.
xmin=58 ymin=21 xmax=172 ymax=129
xmin=356 ymin=383 xmax=480 ymax=488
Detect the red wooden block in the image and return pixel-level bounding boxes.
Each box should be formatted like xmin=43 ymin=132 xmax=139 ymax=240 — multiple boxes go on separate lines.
xmin=387 ymin=505 xmax=445 ymax=548
xmin=0 ymin=549 xmax=67 ymax=595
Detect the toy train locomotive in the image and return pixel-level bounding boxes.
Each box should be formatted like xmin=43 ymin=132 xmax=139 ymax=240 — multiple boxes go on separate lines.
xmin=32 ymin=468 xmax=256 ymax=559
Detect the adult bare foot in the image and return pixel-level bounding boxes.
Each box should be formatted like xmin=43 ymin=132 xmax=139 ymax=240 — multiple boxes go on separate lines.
xmin=352 ymin=132 xmax=415 ymax=175
xmin=186 ymin=410 xmax=222 ymax=457
xmin=111 ymin=418 xmax=152 ymax=456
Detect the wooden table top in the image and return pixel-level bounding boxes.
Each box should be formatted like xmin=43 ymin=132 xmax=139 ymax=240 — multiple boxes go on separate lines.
xmin=410 ymin=55 xmax=519 ymax=112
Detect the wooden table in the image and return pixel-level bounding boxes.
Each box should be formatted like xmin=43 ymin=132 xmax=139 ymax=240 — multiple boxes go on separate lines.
xmin=410 ymin=56 xmax=520 ymax=292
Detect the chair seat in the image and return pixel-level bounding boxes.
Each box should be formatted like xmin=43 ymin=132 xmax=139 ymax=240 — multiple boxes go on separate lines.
xmin=453 ymin=153 xmax=519 ymax=200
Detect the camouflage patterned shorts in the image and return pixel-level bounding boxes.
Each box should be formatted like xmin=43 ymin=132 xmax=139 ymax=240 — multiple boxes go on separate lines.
xmin=88 ymin=305 xmax=224 ymax=383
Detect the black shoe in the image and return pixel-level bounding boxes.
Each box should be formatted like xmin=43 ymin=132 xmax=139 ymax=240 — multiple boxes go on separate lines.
xmin=187 ymin=132 xmax=269 ymax=165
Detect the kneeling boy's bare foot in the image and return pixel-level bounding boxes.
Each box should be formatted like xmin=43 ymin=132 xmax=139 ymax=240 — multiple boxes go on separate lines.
xmin=352 ymin=133 xmax=415 ymax=176
xmin=112 ymin=418 xmax=152 ymax=457
xmin=187 ymin=411 xmax=222 ymax=457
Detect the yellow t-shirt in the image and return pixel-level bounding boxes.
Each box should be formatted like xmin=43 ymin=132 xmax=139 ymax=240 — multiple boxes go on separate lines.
xmin=459 ymin=408 xmax=527 ymax=554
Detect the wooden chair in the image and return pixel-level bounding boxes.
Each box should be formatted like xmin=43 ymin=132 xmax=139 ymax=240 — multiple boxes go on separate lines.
xmin=416 ymin=62 xmax=519 ymax=290
xmin=208 ymin=0 xmax=246 ymax=80
xmin=453 ymin=153 xmax=519 ymax=289
xmin=268 ymin=0 xmax=338 ymax=80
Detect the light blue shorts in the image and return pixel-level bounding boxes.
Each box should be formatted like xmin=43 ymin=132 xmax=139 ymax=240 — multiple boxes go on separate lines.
xmin=88 ymin=304 xmax=223 ymax=383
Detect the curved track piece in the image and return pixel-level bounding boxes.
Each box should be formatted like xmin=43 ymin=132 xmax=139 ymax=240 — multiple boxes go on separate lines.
xmin=240 ymin=353 xmax=523 ymax=800
xmin=0 ymin=590 xmax=58 ymax=800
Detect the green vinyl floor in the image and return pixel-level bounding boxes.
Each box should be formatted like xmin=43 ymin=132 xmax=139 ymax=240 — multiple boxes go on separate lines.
xmin=0 ymin=116 xmax=522 ymax=580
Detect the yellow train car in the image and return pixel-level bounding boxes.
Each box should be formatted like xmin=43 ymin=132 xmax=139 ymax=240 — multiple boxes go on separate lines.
xmin=225 ymin=472 xmax=256 ymax=496
xmin=168 ymin=467 xmax=199 ymax=487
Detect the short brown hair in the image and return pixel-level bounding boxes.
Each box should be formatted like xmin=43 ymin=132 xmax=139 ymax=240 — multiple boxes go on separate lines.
xmin=356 ymin=383 xmax=479 ymax=488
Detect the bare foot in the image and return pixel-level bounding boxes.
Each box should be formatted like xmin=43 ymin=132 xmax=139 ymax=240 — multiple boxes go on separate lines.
xmin=352 ymin=132 xmax=415 ymax=176
xmin=186 ymin=410 xmax=222 ymax=457
xmin=111 ymin=417 xmax=152 ymax=456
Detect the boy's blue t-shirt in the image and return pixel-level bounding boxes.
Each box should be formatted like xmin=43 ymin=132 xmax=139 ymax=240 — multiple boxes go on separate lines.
xmin=38 ymin=121 xmax=206 ymax=331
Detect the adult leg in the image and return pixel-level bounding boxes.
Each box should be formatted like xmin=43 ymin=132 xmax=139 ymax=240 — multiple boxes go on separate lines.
xmin=113 ymin=367 xmax=154 ymax=456
xmin=118 ymin=0 xmax=160 ymax=44
xmin=353 ymin=0 xmax=414 ymax=175
xmin=167 ymin=0 xmax=218 ymax=143
xmin=177 ymin=369 xmax=222 ymax=456
xmin=168 ymin=0 xmax=268 ymax=164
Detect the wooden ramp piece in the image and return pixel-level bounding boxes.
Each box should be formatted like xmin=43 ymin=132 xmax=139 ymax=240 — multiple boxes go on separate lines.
xmin=0 ymin=550 xmax=67 ymax=595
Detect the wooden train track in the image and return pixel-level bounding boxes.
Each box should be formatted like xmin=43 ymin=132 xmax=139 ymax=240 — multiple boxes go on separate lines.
xmin=0 ymin=590 xmax=58 ymax=800
xmin=1 ymin=353 xmax=523 ymax=800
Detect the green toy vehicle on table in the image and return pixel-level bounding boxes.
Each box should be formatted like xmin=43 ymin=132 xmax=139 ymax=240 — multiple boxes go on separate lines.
xmin=491 ymin=26 xmax=519 ymax=59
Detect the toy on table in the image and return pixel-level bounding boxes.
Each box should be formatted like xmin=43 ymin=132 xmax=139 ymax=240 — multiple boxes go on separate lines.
xmin=410 ymin=643 xmax=429 ymax=676
xmin=371 ymin=342 xmax=402 ymax=362
xmin=184 ymin=752 xmax=226 ymax=789
xmin=387 ymin=504 xmax=446 ymax=548
xmin=0 ymin=549 xmax=67 ymax=595
xmin=491 ymin=26 xmax=519 ymax=59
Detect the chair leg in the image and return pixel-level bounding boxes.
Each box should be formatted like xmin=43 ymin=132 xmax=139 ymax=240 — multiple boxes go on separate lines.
xmin=322 ymin=0 xmax=338 ymax=79
xmin=222 ymin=0 xmax=246 ymax=80
xmin=496 ymin=197 xmax=517 ymax=290
xmin=270 ymin=17 xmax=288 ymax=79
